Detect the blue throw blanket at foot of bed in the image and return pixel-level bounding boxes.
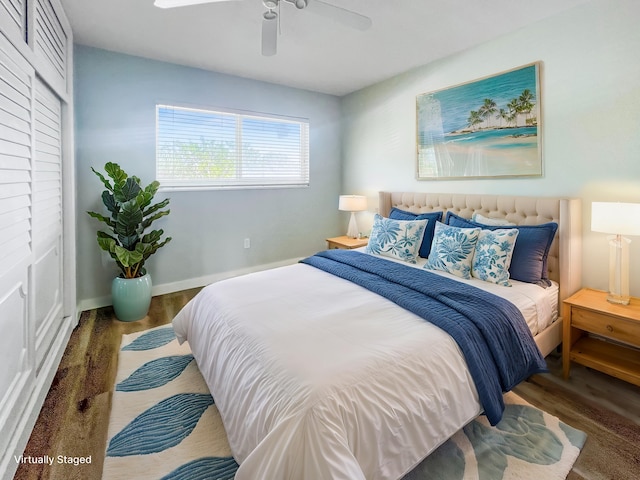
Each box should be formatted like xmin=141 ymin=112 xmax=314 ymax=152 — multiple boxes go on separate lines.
xmin=300 ymin=249 xmax=548 ymax=425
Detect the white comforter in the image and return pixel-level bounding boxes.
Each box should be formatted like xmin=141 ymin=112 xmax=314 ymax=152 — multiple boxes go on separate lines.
xmin=172 ymin=257 xmax=554 ymax=480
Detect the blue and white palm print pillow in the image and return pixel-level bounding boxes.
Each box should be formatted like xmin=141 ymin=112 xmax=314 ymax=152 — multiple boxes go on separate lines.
xmin=425 ymin=222 xmax=481 ymax=279
xmin=472 ymin=228 xmax=520 ymax=286
xmin=366 ymin=214 xmax=427 ymax=263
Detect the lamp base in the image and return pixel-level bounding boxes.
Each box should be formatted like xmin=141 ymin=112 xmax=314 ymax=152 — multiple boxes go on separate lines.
xmin=607 ymin=234 xmax=631 ymax=306
xmin=346 ymin=212 xmax=359 ymax=239
xmin=606 ymin=293 xmax=630 ymax=305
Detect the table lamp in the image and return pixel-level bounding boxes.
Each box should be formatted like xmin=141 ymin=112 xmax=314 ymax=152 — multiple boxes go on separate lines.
xmin=338 ymin=195 xmax=367 ymax=238
xmin=591 ymin=201 xmax=640 ymax=305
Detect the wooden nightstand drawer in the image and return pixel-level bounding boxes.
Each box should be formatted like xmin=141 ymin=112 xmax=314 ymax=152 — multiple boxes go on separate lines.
xmin=572 ymin=307 xmax=640 ymax=345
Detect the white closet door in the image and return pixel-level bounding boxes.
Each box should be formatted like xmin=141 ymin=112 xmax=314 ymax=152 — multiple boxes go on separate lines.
xmin=0 ymin=0 xmax=26 ymax=42
xmin=0 ymin=30 xmax=34 ymax=457
xmin=32 ymin=75 xmax=63 ymax=373
xmin=34 ymin=0 xmax=67 ymax=84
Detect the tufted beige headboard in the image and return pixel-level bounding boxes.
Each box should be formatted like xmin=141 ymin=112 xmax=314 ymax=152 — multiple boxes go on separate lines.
xmin=379 ymin=192 xmax=582 ymax=307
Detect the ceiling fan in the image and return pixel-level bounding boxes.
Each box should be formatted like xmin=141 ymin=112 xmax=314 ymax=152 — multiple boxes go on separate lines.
xmin=153 ymin=0 xmax=372 ymax=56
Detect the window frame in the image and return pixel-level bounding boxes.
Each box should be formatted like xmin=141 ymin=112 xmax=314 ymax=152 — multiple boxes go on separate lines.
xmin=155 ymin=103 xmax=310 ymax=191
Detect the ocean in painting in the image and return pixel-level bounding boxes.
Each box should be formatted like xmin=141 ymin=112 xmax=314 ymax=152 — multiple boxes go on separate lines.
xmin=418 ymin=65 xmax=538 ymax=135
xmin=416 ymin=64 xmax=541 ymax=178
xmin=444 ymin=126 xmax=537 ymax=150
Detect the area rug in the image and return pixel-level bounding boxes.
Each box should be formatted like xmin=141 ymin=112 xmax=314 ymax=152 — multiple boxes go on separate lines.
xmin=103 ymin=325 xmax=586 ymax=480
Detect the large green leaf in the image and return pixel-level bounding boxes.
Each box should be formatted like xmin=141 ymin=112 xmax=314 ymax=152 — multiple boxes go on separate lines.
xmin=114 ymin=177 xmax=142 ymax=203
xmin=114 ymin=245 xmax=144 ymax=268
xmin=142 ymin=198 xmax=170 ymax=218
xmin=143 ymin=237 xmax=171 ymax=260
xmin=141 ymin=210 xmax=170 ymax=230
xmin=91 ymin=167 xmax=114 ymax=192
xmin=116 ymin=200 xmax=143 ymax=237
xmin=135 ymin=242 xmax=154 ymax=259
xmin=97 ymin=233 xmax=117 ymax=253
xmin=135 ymin=190 xmax=154 ymax=210
xmin=87 ymin=210 xmax=115 ymax=228
xmin=140 ymin=229 xmax=163 ymax=245
xmin=118 ymin=234 xmax=139 ymax=250
xmin=104 ymin=162 xmax=128 ymax=187
xmin=102 ymin=191 xmax=119 ymax=214
xmin=144 ymin=180 xmax=160 ymax=197
xmin=96 ymin=234 xmax=123 ymax=267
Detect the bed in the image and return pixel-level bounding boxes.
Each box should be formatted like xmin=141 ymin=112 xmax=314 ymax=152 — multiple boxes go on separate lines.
xmin=172 ymin=191 xmax=582 ymax=480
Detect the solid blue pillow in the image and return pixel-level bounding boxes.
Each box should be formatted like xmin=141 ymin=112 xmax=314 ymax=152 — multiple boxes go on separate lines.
xmin=389 ymin=208 xmax=443 ymax=258
xmin=445 ymin=212 xmax=558 ymax=286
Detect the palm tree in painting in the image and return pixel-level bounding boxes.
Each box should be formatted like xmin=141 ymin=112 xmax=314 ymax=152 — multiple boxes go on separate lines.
xmin=496 ymin=108 xmax=509 ymax=128
xmin=463 ymin=88 xmax=536 ymax=131
xmin=518 ymin=89 xmax=535 ymax=125
xmin=507 ymin=98 xmax=520 ymax=127
xmin=478 ymin=98 xmax=497 ymax=129
xmin=467 ymin=110 xmax=483 ymax=131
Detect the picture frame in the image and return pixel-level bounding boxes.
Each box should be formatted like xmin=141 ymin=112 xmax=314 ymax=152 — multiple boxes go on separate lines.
xmin=416 ymin=62 xmax=542 ymax=180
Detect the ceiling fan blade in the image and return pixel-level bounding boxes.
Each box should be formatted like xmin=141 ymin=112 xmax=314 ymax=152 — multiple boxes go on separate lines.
xmin=305 ymin=0 xmax=372 ymax=31
xmin=154 ymin=0 xmax=238 ymax=9
xmin=262 ymin=13 xmax=278 ymax=56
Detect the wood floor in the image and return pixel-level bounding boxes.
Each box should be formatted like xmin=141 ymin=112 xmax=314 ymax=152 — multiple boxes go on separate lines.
xmin=13 ymin=288 xmax=640 ymax=480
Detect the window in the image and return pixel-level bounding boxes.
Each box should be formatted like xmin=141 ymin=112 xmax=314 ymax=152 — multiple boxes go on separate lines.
xmin=156 ymin=104 xmax=310 ymax=189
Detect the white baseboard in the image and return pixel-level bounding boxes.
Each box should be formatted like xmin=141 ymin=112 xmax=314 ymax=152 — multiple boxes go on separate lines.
xmin=0 ymin=314 xmax=76 ymax=480
xmin=76 ymin=257 xmax=303 ymax=315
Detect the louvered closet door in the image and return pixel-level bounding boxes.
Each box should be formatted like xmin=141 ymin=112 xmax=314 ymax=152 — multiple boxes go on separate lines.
xmin=32 ymin=76 xmax=63 ymax=373
xmin=34 ymin=0 xmax=66 ymax=86
xmin=0 ymin=0 xmax=26 ymax=41
xmin=0 ymin=31 xmax=34 ymax=455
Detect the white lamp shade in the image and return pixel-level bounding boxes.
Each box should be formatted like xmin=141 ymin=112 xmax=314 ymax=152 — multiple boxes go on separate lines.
xmin=338 ymin=195 xmax=367 ymax=212
xmin=591 ymin=202 xmax=640 ymax=236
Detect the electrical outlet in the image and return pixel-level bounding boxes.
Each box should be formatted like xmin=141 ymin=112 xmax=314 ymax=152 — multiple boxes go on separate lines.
xmin=244 ymin=238 xmax=251 ymax=249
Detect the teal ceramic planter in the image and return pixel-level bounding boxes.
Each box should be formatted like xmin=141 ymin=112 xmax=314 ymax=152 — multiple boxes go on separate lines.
xmin=112 ymin=273 xmax=153 ymax=322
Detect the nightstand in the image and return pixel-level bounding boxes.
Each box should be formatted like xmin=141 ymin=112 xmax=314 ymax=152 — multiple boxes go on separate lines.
xmin=326 ymin=235 xmax=368 ymax=250
xmin=562 ymin=288 xmax=640 ymax=386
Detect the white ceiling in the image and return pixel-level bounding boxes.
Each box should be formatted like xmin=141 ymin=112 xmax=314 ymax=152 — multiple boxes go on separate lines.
xmin=60 ymin=0 xmax=593 ymax=96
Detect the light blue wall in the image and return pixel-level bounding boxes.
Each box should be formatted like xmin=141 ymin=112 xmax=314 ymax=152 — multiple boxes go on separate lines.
xmin=75 ymin=45 xmax=343 ymax=305
xmin=341 ymin=0 xmax=640 ymax=295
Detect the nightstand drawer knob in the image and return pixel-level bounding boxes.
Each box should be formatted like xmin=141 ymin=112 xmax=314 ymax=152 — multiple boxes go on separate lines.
xmin=606 ymin=324 xmax=614 ymax=332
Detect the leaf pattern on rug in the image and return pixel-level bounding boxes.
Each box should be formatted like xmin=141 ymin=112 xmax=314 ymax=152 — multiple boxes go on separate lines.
xmin=116 ymin=354 xmax=194 ymax=392
xmin=122 ymin=327 xmax=176 ymax=351
xmin=160 ymin=457 xmax=239 ymax=480
xmin=403 ymin=402 xmax=581 ymax=480
xmin=106 ymin=393 xmax=214 ymax=457
xmin=466 ymin=403 xmax=564 ymax=478
xmin=560 ymin=421 xmax=588 ymax=449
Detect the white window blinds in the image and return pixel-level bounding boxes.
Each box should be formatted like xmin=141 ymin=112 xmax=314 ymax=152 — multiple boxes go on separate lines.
xmin=156 ymin=104 xmax=310 ymax=189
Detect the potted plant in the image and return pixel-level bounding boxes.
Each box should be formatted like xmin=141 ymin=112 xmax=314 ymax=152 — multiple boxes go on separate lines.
xmin=88 ymin=162 xmax=171 ymax=321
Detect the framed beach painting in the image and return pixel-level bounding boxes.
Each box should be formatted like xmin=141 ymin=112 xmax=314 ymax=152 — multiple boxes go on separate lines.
xmin=416 ymin=62 xmax=542 ymax=180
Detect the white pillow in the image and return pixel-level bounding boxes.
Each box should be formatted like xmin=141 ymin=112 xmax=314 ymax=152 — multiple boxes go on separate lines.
xmin=471 ymin=228 xmax=520 ymax=286
xmin=425 ymin=222 xmax=481 ymax=279
xmin=472 ymin=212 xmax=516 ymax=226
xmin=365 ymin=214 xmax=427 ymax=264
